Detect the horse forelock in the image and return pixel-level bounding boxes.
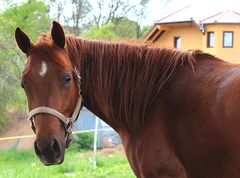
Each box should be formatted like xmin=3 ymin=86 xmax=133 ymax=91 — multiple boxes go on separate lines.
xmin=22 ymin=33 xmax=74 ymax=77
xmin=65 ymin=36 xmax=205 ymax=132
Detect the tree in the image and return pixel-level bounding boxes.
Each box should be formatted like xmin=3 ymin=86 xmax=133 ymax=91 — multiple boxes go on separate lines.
xmin=84 ymin=23 xmax=118 ymax=40
xmin=50 ymin=0 xmax=91 ymax=35
xmin=88 ymin=0 xmax=151 ymax=39
xmin=133 ymin=0 xmax=149 ymax=38
xmin=84 ymin=17 xmax=150 ymax=40
xmin=92 ymin=0 xmax=143 ymax=28
xmin=50 ymin=0 xmax=169 ymax=39
xmin=0 ymin=0 xmax=51 ymax=129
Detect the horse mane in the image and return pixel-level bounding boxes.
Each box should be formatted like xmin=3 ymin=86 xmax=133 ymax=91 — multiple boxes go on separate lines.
xmin=65 ymin=35 xmax=210 ymax=132
xmin=30 ymin=33 xmax=208 ymax=132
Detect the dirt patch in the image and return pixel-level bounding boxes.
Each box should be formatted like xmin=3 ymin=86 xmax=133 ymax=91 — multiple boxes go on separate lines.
xmin=98 ymin=144 xmax=125 ymax=156
xmin=0 ymin=110 xmax=34 ymax=150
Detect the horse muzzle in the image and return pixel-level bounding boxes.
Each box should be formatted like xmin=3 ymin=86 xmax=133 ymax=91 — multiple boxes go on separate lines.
xmin=34 ymin=135 xmax=65 ymax=165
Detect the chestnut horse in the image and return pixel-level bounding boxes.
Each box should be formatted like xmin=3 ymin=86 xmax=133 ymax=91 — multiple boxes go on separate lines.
xmin=15 ymin=21 xmax=240 ymax=178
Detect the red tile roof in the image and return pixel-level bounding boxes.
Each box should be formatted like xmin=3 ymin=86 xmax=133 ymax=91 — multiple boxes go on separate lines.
xmin=200 ymin=10 xmax=240 ymax=23
xmin=155 ymin=5 xmax=240 ymax=24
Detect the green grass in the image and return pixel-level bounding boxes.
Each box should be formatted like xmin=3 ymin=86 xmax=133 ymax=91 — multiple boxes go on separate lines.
xmin=0 ymin=147 xmax=135 ymax=178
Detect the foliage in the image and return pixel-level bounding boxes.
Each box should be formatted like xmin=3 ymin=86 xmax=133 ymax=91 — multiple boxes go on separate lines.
xmin=88 ymin=0 xmax=150 ymax=39
xmin=0 ymin=0 xmax=51 ymax=129
xmin=113 ymin=17 xmax=150 ymax=39
xmin=0 ymin=148 xmax=135 ymax=178
xmin=50 ymin=0 xmax=91 ymax=35
xmin=84 ymin=23 xmax=118 ymax=40
xmin=73 ymin=132 xmax=94 ymax=150
xmin=50 ymin=0 xmax=150 ymax=39
xmin=91 ymin=0 xmax=148 ymax=27
xmin=112 ymin=17 xmax=139 ymax=39
xmin=84 ymin=18 xmax=150 ymax=40
xmin=138 ymin=25 xmax=151 ymax=39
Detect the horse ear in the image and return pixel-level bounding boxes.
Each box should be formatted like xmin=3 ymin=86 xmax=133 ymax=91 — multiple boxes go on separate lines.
xmin=15 ymin=27 xmax=32 ymax=54
xmin=51 ymin=21 xmax=65 ymax=48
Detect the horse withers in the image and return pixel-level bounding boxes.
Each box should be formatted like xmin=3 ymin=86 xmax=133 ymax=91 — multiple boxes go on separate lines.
xmin=15 ymin=21 xmax=240 ymax=178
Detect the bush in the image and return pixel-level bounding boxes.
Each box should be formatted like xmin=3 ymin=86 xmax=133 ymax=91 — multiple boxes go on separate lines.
xmin=73 ymin=132 xmax=94 ymax=150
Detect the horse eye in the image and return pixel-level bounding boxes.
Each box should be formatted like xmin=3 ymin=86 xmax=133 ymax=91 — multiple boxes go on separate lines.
xmin=64 ymin=74 xmax=71 ymax=83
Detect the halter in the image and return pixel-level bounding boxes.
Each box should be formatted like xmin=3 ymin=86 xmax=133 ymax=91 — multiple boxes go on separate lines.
xmin=27 ymin=66 xmax=82 ymax=148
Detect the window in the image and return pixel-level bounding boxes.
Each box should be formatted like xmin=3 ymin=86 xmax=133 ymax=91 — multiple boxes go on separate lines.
xmin=207 ymin=32 xmax=214 ymax=48
xmin=174 ymin=36 xmax=181 ymax=49
xmin=223 ymin=31 xmax=233 ymax=48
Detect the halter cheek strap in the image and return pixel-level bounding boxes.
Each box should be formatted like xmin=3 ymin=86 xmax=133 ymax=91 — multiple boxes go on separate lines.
xmin=27 ymin=65 xmax=82 ymax=148
xmin=28 ymin=96 xmax=82 ymax=130
xmin=28 ymin=107 xmax=69 ymax=126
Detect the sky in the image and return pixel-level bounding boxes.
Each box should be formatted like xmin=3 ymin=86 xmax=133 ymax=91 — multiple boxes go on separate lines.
xmin=1 ymin=0 xmax=240 ymax=26
xmin=143 ymin=0 xmax=240 ymax=25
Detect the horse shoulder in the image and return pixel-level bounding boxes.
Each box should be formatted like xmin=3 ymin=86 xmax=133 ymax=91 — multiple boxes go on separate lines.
xmin=119 ymin=98 xmax=188 ymax=178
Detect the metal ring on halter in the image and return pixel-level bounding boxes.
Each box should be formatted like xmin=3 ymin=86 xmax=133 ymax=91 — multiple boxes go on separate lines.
xmin=27 ymin=65 xmax=82 ymax=148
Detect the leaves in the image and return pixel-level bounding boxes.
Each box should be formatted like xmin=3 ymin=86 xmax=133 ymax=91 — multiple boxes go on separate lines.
xmin=84 ymin=18 xmax=150 ymax=39
xmin=0 ymin=0 xmax=51 ymax=129
xmin=84 ymin=23 xmax=118 ymax=40
xmin=50 ymin=0 xmax=91 ymax=35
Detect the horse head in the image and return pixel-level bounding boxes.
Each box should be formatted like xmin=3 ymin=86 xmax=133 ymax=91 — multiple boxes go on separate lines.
xmin=15 ymin=21 xmax=82 ymax=165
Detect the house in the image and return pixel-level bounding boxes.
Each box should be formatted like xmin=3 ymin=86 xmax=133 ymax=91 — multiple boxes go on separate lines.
xmin=144 ymin=6 xmax=240 ymax=63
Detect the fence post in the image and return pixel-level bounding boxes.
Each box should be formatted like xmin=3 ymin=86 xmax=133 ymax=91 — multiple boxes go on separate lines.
xmin=93 ymin=116 xmax=99 ymax=168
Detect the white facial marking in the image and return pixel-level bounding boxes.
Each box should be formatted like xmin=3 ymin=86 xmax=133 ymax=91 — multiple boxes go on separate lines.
xmin=39 ymin=61 xmax=47 ymax=77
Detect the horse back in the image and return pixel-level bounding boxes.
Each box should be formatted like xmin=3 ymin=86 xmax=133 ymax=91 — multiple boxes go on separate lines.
xmin=163 ymin=56 xmax=240 ymax=177
xmin=120 ymin=56 xmax=240 ymax=178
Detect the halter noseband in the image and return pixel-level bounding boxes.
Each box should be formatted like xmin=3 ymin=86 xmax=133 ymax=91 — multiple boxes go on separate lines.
xmin=27 ymin=66 xmax=82 ymax=148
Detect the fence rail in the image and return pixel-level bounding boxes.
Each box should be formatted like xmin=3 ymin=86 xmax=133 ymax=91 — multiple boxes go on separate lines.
xmin=0 ymin=128 xmax=114 ymax=141
xmin=0 ymin=127 xmax=117 ymax=168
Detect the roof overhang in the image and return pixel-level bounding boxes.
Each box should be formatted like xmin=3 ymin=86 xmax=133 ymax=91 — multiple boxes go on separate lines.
xmin=144 ymin=25 xmax=163 ymax=43
xmin=156 ymin=20 xmax=194 ymax=25
xmin=144 ymin=20 xmax=199 ymax=43
xmin=201 ymin=22 xmax=240 ymax=25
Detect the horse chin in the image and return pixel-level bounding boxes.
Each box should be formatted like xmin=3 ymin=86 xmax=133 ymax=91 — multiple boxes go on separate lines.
xmin=38 ymin=152 xmax=65 ymax=166
xmin=41 ymin=156 xmax=64 ymax=166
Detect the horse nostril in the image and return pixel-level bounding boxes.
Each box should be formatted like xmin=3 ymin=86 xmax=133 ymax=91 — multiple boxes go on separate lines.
xmin=51 ymin=138 xmax=61 ymax=158
xmin=34 ymin=141 xmax=43 ymax=156
xmin=34 ymin=138 xmax=62 ymax=162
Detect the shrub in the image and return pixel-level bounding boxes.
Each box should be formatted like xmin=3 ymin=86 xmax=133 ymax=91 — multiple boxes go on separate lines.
xmin=73 ymin=132 xmax=94 ymax=150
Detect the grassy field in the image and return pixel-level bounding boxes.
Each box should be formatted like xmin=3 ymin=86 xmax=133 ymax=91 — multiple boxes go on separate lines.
xmin=0 ymin=147 xmax=135 ymax=178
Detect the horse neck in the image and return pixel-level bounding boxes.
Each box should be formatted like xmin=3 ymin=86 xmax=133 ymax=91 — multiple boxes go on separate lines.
xmin=66 ymin=36 xmax=196 ymax=133
xmin=67 ymin=37 xmax=122 ymax=130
